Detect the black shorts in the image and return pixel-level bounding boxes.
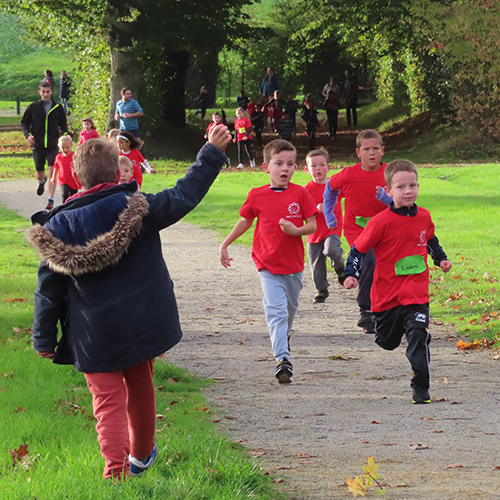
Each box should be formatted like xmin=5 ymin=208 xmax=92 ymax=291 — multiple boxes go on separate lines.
xmin=32 ymin=147 xmax=58 ymax=172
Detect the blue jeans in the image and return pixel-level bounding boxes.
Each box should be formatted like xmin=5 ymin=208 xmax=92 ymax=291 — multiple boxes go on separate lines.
xmin=258 ymin=270 xmax=303 ymax=362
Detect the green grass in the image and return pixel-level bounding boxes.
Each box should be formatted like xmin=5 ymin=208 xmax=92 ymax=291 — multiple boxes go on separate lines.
xmin=0 ymin=205 xmax=285 ymax=499
xmin=142 ymin=162 xmax=500 ymax=342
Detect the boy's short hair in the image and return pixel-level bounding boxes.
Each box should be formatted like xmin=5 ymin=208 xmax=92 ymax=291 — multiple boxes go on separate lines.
xmin=39 ymin=81 xmax=52 ymax=90
xmin=74 ymin=139 xmax=119 ymax=189
xmin=58 ymin=135 xmax=73 ymax=148
xmin=356 ymin=129 xmax=383 ymax=148
xmin=263 ymin=139 xmax=296 ymax=164
xmin=306 ymin=148 xmax=328 ymax=164
xmin=118 ymin=156 xmax=133 ymax=169
xmin=385 ymin=159 xmax=418 ymax=188
xmin=121 ymin=87 xmax=131 ymax=95
xmin=212 ymin=112 xmax=221 ymax=118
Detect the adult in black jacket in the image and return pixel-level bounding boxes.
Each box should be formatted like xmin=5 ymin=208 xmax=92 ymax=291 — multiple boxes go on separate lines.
xmin=22 ymin=81 xmax=68 ymax=209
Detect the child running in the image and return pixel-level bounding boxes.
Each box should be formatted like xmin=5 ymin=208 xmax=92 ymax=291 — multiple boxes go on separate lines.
xmin=304 ymin=149 xmax=345 ymax=303
xmin=52 ymin=135 xmax=81 ymax=203
xmin=343 ymin=159 xmax=452 ymax=404
xmin=219 ymin=139 xmax=317 ymax=383
xmin=323 ymin=129 xmax=388 ymax=332
xmin=205 ymin=112 xmax=230 ymax=168
xmin=116 ymin=131 xmax=156 ymax=188
xmin=301 ymin=97 xmax=320 ymax=150
xmin=233 ymin=107 xmax=255 ymax=169
xmin=77 ymin=117 xmax=100 ymax=146
xmin=28 ymin=125 xmax=232 ymax=480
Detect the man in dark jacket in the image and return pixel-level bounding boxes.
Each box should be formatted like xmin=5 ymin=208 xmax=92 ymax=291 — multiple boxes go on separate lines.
xmin=27 ymin=125 xmax=231 ymax=479
xmin=22 ymin=81 xmax=68 ymax=209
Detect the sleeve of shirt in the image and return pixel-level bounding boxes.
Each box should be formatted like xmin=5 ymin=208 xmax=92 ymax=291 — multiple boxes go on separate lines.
xmin=302 ymin=189 xmax=319 ymax=219
xmin=133 ymin=100 xmax=144 ymax=115
xmin=239 ymin=191 xmax=256 ymax=219
xmin=323 ymin=182 xmax=339 ymax=228
xmin=345 ymin=244 xmax=364 ymax=279
xmin=352 ymin=216 xmax=382 ymax=254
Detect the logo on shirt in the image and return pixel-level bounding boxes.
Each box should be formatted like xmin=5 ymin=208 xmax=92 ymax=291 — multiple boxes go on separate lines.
xmin=288 ymin=202 xmax=300 ymax=216
xmin=419 ymin=230 xmax=427 ymax=244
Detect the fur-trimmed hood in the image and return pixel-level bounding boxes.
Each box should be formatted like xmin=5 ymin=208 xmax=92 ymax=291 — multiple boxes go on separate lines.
xmin=27 ymin=192 xmax=150 ymax=276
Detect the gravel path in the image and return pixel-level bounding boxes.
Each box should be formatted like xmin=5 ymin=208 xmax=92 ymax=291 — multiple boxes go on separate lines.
xmin=2 ymin=179 xmax=500 ymax=499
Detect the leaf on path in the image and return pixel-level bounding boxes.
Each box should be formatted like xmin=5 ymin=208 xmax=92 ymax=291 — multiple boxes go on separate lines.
xmin=306 ymin=413 xmax=325 ymax=417
xmin=346 ymin=476 xmax=366 ymax=496
xmin=410 ymin=444 xmax=430 ymax=450
xmin=432 ymin=430 xmax=443 ymax=433
xmin=249 ymin=448 xmax=266 ymax=456
xmin=421 ymin=417 xmax=434 ymax=421
xmin=371 ymin=420 xmax=382 ymax=424
xmin=381 ymin=443 xmax=397 ymax=446
xmin=276 ymin=465 xmax=292 ymax=470
xmin=274 ymin=478 xmax=285 ymax=483
xmin=298 ymin=452 xmax=317 ymax=459
xmin=446 ymin=463 xmax=465 ymax=469
xmin=456 ymin=338 xmax=495 ymax=350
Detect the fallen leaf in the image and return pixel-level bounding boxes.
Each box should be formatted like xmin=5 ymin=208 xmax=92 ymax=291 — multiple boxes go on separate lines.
xmin=371 ymin=420 xmax=382 ymax=424
xmin=432 ymin=430 xmax=443 ymax=434
xmin=276 ymin=465 xmax=292 ymax=470
xmin=274 ymin=478 xmax=285 ymax=483
xmin=410 ymin=444 xmax=430 ymax=450
xmin=328 ymin=355 xmax=360 ymax=361
xmin=421 ymin=417 xmax=435 ymax=421
xmin=249 ymin=448 xmax=266 ymax=456
xmin=446 ymin=463 xmax=465 ymax=469
xmin=298 ymin=452 xmax=317 ymax=459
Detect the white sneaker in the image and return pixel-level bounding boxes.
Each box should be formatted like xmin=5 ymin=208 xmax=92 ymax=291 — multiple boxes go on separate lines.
xmin=250 ymin=159 xmax=256 ymax=168
xmin=237 ymin=163 xmax=244 ymax=169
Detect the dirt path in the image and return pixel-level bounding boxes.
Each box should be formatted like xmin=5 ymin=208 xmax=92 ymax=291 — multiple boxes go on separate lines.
xmin=2 ymin=179 xmax=500 ymax=499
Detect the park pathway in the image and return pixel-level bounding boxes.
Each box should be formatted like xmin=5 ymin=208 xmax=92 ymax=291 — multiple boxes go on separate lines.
xmin=1 ymin=179 xmax=500 ymax=499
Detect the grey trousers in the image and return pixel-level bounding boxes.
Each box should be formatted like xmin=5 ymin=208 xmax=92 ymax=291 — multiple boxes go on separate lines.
xmin=307 ymin=235 xmax=344 ymax=292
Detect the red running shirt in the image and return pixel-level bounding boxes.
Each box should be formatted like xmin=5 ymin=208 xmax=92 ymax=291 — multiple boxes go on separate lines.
xmin=328 ymin=162 xmax=387 ymax=246
xmin=304 ymin=180 xmax=343 ymax=243
xmin=53 ymin=152 xmax=81 ymax=190
xmin=234 ymin=117 xmax=252 ymax=141
xmin=354 ymin=206 xmax=436 ymax=312
xmin=240 ymin=183 xmax=318 ymax=274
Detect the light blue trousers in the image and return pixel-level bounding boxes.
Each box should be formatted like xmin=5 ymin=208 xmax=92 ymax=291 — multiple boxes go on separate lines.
xmin=258 ymin=270 xmax=303 ymax=362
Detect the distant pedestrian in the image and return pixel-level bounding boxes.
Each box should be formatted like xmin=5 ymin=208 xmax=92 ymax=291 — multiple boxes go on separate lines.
xmin=324 ymin=89 xmax=340 ymax=139
xmin=343 ymin=70 xmax=358 ymax=127
xmin=301 ymin=97 xmax=320 ymax=150
xmin=21 ymin=81 xmax=68 ymax=209
xmin=43 ymin=70 xmax=54 ymax=88
xmin=237 ymin=90 xmax=249 ymax=110
xmin=233 ymin=107 xmax=255 ymax=169
xmin=276 ymin=112 xmax=294 ymax=142
xmin=59 ymin=70 xmax=71 ymax=114
xmin=115 ymin=88 xmax=144 ymax=140
xmin=194 ymin=86 xmax=210 ymax=119
xmin=259 ymin=67 xmax=281 ymax=97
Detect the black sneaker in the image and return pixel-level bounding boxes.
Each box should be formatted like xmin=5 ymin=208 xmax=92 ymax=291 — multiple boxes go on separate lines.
xmin=275 ymin=358 xmax=293 ymax=384
xmin=357 ymin=309 xmax=375 ymax=330
xmin=335 ymin=267 xmax=346 ymax=285
xmin=313 ymin=290 xmax=329 ymax=304
xmin=412 ymin=387 xmax=431 ymax=404
xmin=45 ymin=199 xmax=54 ymax=210
xmin=37 ymin=175 xmax=47 ymax=196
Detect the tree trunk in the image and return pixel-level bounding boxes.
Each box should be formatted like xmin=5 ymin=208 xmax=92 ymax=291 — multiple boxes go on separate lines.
xmin=160 ymin=51 xmax=191 ymax=127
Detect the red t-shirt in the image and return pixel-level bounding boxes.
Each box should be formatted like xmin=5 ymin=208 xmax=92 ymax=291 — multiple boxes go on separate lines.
xmin=234 ymin=117 xmax=252 ymax=141
xmin=304 ymin=180 xmax=343 ymax=243
xmin=328 ymin=162 xmax=387 ymax=246
xmin=119 ymin=149 xmax=143 ymax=187
xmin=240 ymin=183 xmax=318 ymax=274
xmin=206 ymin=122 xmax=217 ymax=135
xmin=248 ymin=103 xmax=256 ymax=116
xmin=354 ymin=206 xmax=436 ymax=312
xmin=77 ymin=129 xmax=100 ymax=146
xmin=53 ymin=152 xmax=81 ymax=190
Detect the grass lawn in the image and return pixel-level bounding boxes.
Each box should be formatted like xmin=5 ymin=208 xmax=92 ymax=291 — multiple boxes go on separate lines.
xmin=0 ymin=205 xmax=285 ymax=499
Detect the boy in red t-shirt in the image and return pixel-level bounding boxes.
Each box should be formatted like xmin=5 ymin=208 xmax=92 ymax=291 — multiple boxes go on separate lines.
xmin=205 ymin=112 xmax=230 ymax=168
xmin=343 ymin=160 xmax=452 ymax=404
xmin=52 ymin=135 xmax=81 ymax=203
xmin=233 ymin=107 xmax=255 ymax=169
xmin=323 ymin=129 xmax=388 ymax=332
xmin=220 ymin=140 xmax=317 ymax=383
xmin=304 ymin=149 xmax=345 ymax=303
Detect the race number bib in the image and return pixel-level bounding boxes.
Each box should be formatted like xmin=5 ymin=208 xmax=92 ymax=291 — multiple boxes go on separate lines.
xmin=394 ymin=255 xmax=426 ymax=276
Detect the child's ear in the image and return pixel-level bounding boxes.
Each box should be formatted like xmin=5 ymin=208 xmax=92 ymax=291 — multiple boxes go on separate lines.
xmin=262 ymin=162 xmax=269 ymax=173
xmin=355 ymin=148 xmax=361 ymax=159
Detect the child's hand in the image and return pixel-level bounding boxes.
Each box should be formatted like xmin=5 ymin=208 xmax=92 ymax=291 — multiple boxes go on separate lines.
xmin=317 ymin=203 xmax=324 ymax=213
xmin=376 ymin=186 xmax=381 ymax=195
xmin=208 ymin=124 xmax=232 ymax=151
xmin=343 ymin=277 xmax=358 ymax=289
xmin=37 ymin=350 xmax=56 ymax=360
xmin=150 ymin=168 xmax=157 ymax=174
xmin=440 ymin=260 xmax=452 ymax=273
xmin=279 ymin=218 xmax=298 ymax=235
xmin=219 ymin=246 xmax=233 ymax=268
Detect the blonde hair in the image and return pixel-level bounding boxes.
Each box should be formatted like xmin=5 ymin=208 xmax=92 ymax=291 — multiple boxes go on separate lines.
xmin=236 ymin=107 xmax=246 ymax=115
xmin=58 ymin=135 xmax=73 ymax=148
xmin=73 ymin=139 xmax=119 ymax=189
xmin=118 ymin=156 xmax=133 ymax=169
xmin=263 ymin=139 xmax=296 ymax=165
xmin=306 ymin=148 xmax=328 ymax=164
xmin=356 ymin=129 xmax=383 ymax=148
xmin=384 ymin=159 xmax=418 ymax=188
xmin=106 ymin=129 xmax=120 ymax=140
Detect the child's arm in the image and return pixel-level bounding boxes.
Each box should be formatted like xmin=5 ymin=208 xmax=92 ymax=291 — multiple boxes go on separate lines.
xmin=220 ymin=217 xmax=254 ymax=268
xmin=427 ymin=236 xmax=452 ymax=272
xmin=375 ymin=186 xmax=393 ymax=206
xmin=140 ymin=160 xmax=157 ymax=174
xmin=323 ymin=182 xmax=339 ymax=229
xmin=243 ymin=125 xmax=253 ymax=140
xmin=279 ymin=215 xmax=316 ymax=237
xmin=343 ymin=244 xmax=365 ymax=289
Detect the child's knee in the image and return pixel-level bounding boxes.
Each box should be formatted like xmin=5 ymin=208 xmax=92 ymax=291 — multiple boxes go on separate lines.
xmin=374 ymin=335 xmax=401 ymax=351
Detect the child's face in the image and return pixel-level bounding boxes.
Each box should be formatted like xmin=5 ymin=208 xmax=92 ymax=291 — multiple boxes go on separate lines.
xmin=60 ymin=142 xmax=72 ymax=156
xmin=119 ymin=164 xmax=133 ymax=184
xmin=83 ymin=121 xmax=92 ymax=132
xmin=236 ymin=109 xmax=245 ymax=119
xmin=116 ymin=137 xmax=130 ymax=151
xmin=356 ymin=138 xmax=384 ymax=171
xmin=387 ymin=171 xmax=419 ymax=208
xmin=263 ymin=150 xmax=297 ymax=188
xmin=306 ymin=155 xmax=329 ymax=183
xmin=213 ymin=114 xmax=221 ymax=123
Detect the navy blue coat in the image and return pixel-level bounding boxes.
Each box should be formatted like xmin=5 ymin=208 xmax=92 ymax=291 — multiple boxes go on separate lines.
xmin=28 ymin=143 xmax=226 ymax=373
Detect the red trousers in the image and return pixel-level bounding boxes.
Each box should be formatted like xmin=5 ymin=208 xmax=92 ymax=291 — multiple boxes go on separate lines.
xmin=84 ymin=359 xmax=156 ymax=479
